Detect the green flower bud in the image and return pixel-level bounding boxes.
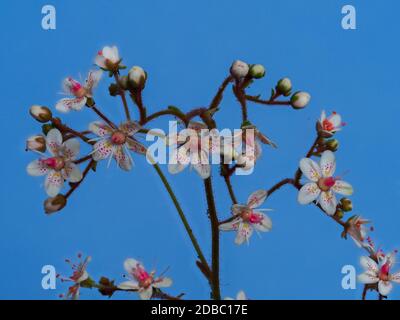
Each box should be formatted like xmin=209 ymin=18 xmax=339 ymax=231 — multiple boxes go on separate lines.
xmin=26 ymin=135 xmax=46 ymax=153
xmin=249 ymin=64 xmax=266 ymax=79
xmin=335 ymin=209 xmax=344 ymax=220
xmin=276 ymin=78 xmax=292 ymax=96
xmin=44 ymin=194 xmax=67 ymax=214
xmin=325 ymin=139 xmax=339 ymax=152
xmin=290 ymin=91 xmax=311 ymax=109
xmin=230 ymin=60 xmax=249 ymax=80
xmin=30 ymin=105 xmax=52 ymax=123
xmin=128 ymin=66 xmax=147 ymax=89
xmin=340 ymin=198 xmax=353 ymax=212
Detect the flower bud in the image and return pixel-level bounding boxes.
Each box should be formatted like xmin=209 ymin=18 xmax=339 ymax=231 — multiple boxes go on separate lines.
xmin=128 ymin=66 xmax=147 ymax=89
xmin=30 ymin=105 xmax=52 ymax=123
xmin=340 ymin=198 xmax=353 ymax=212
xmin=325 ymin=139 xmax=339 ymax=152
xmin=44 ymin=194 xmax=67 ymax=214
xmin=118 ymin=75 xmax=129 ymax=90
xmin=290 ymin=91 xmax=310 ymax=109
xmin=335 ymin=209 xmax=344 ymax=220
xmin=249 ymin=64 xmax=266 ymax=79
xmin=26 ymin=135 xmax=46 ymax=153
xmin=230 ymin=60 xmax=249 ymax=80
xmin=108 ymin=83 xmax=119 ymax=97
xmin=276 ymin=78 xmax=292 ymax=96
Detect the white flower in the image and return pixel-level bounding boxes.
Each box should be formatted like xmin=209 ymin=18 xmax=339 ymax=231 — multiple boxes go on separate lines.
xmin=27 ymin=129 xmax=82 ymax=197
xmin=128 ymin=66 xmax=147 ymax=89
xmin=345 ymin=215 xmax=371 ymax=248
xmin=89 ymin=121 xmax=146 ymax=171
xmin=358 ymin=252 xmax=400 ymax=297
xmin=56 ymin=70 xmax=102 ymax=113
xmin=219 ymin=190 xmax=272 ymax=245
xmin=118 ymin=258 xmax=172 ymax=300
xmin=225 ymin=290 xmax=247 ymax=300
xmin=168 ymin=121 xmax=220 ymax=179
xmin=297 ymin=150 xmax=353 ymax=215
xmin=59 ymin=254 xmax=91 ymax=300
xmin=230 ymin=60 xmax=249 ymax=80
xmin=95 ymin=46 xmax=121 ymax=70
xmin=318 ymin=110 xmax=344 ymax=136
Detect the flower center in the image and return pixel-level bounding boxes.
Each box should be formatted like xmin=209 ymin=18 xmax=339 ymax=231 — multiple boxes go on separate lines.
xmin=241 ymin=208 xmax=263 ymax=224
xmin=379 ymin=263 xmax=390 ymax=281
xmin=322 ymin=119 xmax=335 ymax=132
xmin=42 ymin=157 xmax=65 ymax=171
xmin=111 ymin=131 xmax=126 ymax=145
xmin=317 ymin=177 xmax=336 ymax=192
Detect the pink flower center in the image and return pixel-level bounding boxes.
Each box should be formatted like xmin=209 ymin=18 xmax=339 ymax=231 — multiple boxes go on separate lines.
xmin=42 ymin=157 xmax=65 ymax=171
xmin=68 ymin=78 xmax=86 ymax=98
xmin=111 ymin=131 xmax=126 ymax=145
xmin=241 ymin=208 xmax=263 ymax=225
xmin=322 ymin=119 xmax=335 ymax=132
xmin=317 ymin=176 xmax=336 ymax=191
xmin=133 ymin=267 xmax=153 ymax=288
xmin=379 ymin=263 xmax=390 ymax=281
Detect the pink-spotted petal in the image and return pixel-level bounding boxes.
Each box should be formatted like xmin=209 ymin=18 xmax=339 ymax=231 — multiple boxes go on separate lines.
xmin=114 ymin=146 xmax=132 ymax=171
xmin=332 ymin=180 xmax=353 ymax=196
xmin=139 ymin=286 xmax=153 ymax=300
xmin=252 ymin=213 xmax=272 ymax=232
xmin=168 ymin=148 xmax=190 ymax=175
xmin=46 ymin=129 xmax=63 ymax=156
xmin=390 ymin=271 xmax=400 ymax=284
xmin=298 ymin=182 xmax=321 ymax=204
xmin=247 ymin=189 xmax=267 ymax=208
xmin=319 ymin=191 xmax=337 ymax=215
xmin=89 ymin=121 xmax=112 ymax=137
xmin=62 ymin=162 xmax=82 ymax=183
xmin=27 ymin=160 xmax=49 ymax=176
xmin=192 ymin=150 xmax=210 ymax=179
xmin=56 ymin=97 xmax=87 ymax=113
xmin=92 ymin=139 xmax=113 ymax=161
xmin=320 ymin=150 xmax=336 ymax=178
xmin=360 ymin=256 xmax=379 ymax=274
xmin=62 ymin=138 xmax=80 ymax=161
xmin=299 ymin=158 xmax=321 ymax=182
xmin=45 ymin=170 xmax=64 ymax=197
xmin=124 ymin=258 xmax=141 ymax=275
xmin=357 ymin=271 xmax=379 ymax=284
xmin=120 ymin=121 xmax=141 ymax=136
xmin=219 ymin=217 xmax=242 ymax=231
xmin=85 ymin=70 xmax=102 ymax=94
xmin=235 ymin=222 xmax=253 ymax=245
xmin=378 ymin=280 xmax=393 ymax=296
xmin=126 ymin=138 xmax=147 ymax=154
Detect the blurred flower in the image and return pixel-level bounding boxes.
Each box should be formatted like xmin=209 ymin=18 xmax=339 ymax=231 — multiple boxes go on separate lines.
xmin=317 ymin=110 xmax=344 ymax=137
xmin=95 ymin=46 xmax=121 ymax=71
xmin=225 ymin=290 xmax=247 ymax=300
xmin=290 ymin=91 xmax=310 ymax=109
xmin=26 ymin=135 xmax=46 ymax=153
xmin=219 ymin=190 xmax=272 ymax=245
xmin=358 ymin=251 xmax=400 ymax=297
xmin=56 ymin=70 xmax=102 ymax=113
xmin=27 ymin=129 xmax=82 ymax=196
xmin=89 ymin=121 xmax=146 ymax=171
xmin=118 ymin=258 xmax=172 ymax=300
xmin=58 ymin=254 xmax=91 ymax=300
xmin=297 ymin=150 xmax=353 ymax=215
xmin=344 ymin=215 xmax=372 ymax=248
xmin=128 ymin=66 xmax=147 ymax=89
xmin=230 ymin=60 xmax=249 ymax=80
xmin=30 ymin=105 xmax=52 ymax=123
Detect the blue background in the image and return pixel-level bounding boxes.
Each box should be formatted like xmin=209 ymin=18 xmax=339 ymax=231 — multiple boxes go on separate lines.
xmin=0 ymin=0 xmax=399 ymax=299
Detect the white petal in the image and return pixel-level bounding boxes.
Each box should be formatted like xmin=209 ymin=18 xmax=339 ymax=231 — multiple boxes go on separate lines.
xmin=56 ymin=97 xmax=86 ymax=113
xmin=46 ymin=129 xmax=63 ymax=156
xmin=114 ymin=146 xmax=132 ymax=171
xmin=320 ymin=150 xmax=336 ymax=178
xmin=252 ymin=213 xmax=272 ymax=232
xmin=390 ymin=271 xmax=400 ymax=284
xmin=237 ymin=290 xmax=247 ymax=300
xmin=62 ymin=162 xmax=82 ymax=183
xmin=320 ymin=110 xmax=327 ymax=122
xmin=27 ymin=160 xmax=49 ymax=176
xmin=62 ymin=138 xmax=80 ymax=160
xmin=139 ymin=286 xmax=153 ymax=300
xmin=126 ymin=138 xmax=147 ymax=154
xmin=328 ymin=113 xmax=342 ymax=127
xmin=85 ymin=70 xmax=102 ymax=93
xmin=89 ymin=121 xmax=112 ymax=137
xmin=378 ymin=280 xmax=393 ymax=296
xmin=120 ymin=121 xmax=141 ymax=136
xmin=298 ymin=182 xmax=321 ymax=204
xmin=299 ymin=158 xmax=321 ymax=182
xmin=332 ymin=180 xmax=353 ymax=196
xmin=124 ymin=258 xmax=140 ymax=274
xmin=94 ymin=54 xmax=106 ymax=68
xmin=247 ymin=189 xmax=267 ymax=208
xmin=118 ymin=280 xmax=139 ymax=290
xmin=360 ymin=256 xmax=379 ymax=273
xmin=219 ymin=218 xmax=242 ymax=231
xmin=153 ymin=277 xmax=172 ymax=288
xmin=45 ymin=171 xmax=64 ymax=197
xmin=357 ymin=271 xmax=379 ymax=284
xmin=235 ymin=223 xmax=253 ymax=245
xmin=92 ymin=139 xmax=113 ymax=161
xmin=319 ymin=191 xmax=337 ymax=215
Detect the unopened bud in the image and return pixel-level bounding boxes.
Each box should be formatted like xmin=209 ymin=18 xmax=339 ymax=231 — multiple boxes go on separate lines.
xmin=30 ymin=105 xmax=52 ymax=123
xmin=26 ymin=135 xmax=46 ymax=153
xmin=340 ymin=198 xmax=353 ymax=212
xmin=276 ymin=78 xmax=292 ymax=96
xmin=230 ymin=60 xmax=249 ymax=80
xmin=44 ymin=194 xmax=67 ymax=214
xmin=290 ymin=91 xmax=310 ymax=109
xmin=325 ymin=139 xmax=339 ymax=152
xmin=108 ymin=83 xmax=119 ymax=97
xmin=119 ymin=75 xmax=129 ymax=90
xmin=249 ymin=64 xmax=266 ymax=79
xmin=128 ymin=66 xmax=147 ymax=89
xmin=335 ymin=209 xmax=344 ymax=220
